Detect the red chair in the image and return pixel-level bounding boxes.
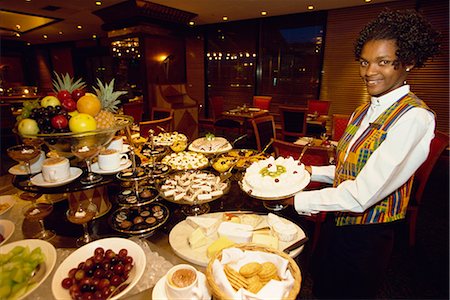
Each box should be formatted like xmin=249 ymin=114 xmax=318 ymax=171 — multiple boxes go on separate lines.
xmin=279 ymin=105 xmax=308 ymax=142
xmin=252 ymin=96 xmax=272 ymax=110
xmin=271 ymin=138 xmax=332 ymax=252
xmin=209 ymin=96 xmax=243 ymax=135
xmin=251 ymin=115 xmax=276 ymax=152
xmin=332 ymin=114 xmax=351 ymax=141
xmin=407 ymin=130 xmax=449 ymax=247
xmin=123 ymin=101 xmax=144 ymax=123
xmin=307 ymin=99 xmax=331 ymax=116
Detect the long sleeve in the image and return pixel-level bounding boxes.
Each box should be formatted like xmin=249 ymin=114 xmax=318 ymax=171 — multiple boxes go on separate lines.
xmin=294 ymin=107 xmax=435 ymax=215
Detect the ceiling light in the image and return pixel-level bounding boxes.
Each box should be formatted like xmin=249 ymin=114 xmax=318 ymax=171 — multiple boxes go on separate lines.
xmin=364 ymin=0 xmax=372 ymax=2
xmin=59 ymin=31 xmax=63 ymax=35
xmin=189 ymin=21 xmax=195 ymax=26
xmin=92 ymin=34 xmax=97 ymax=39
xmin=15 ymin=32 xmax=21 ymax=37
xmin=95 ymin=1 xmax=102 ymax=5
xmin=307 ymin=5 xmax=314 ymax=10
xmin=222 ymin=16 xmax=228 ymax=21
xmin=77 ymin=25 xmax=82 ymax=30
xmin=261 ymin=11 xmax=267 ymax=16
xmin=43 ymin=34 xmax=48 ymax=39
xmin=26 ymin=42 xmax=31 ymax=46
xmin=25 ymin=0 xmax=31 ymax=2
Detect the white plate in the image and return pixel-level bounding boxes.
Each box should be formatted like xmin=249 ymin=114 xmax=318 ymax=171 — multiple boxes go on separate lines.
xmin=152 ymin=271 xmax=211 ymax=300
xmin=169 ymin=212 xmax=306 ymax=267
xmin=51 ymin=237 xmax=146 ymax=300
xmin=188 ymin=137 xmax=232 ymax=154
xmin=0 ymin=195 xmax=16 ymax=216
xmin=91 ymin=160 xmax=132 ymax=174
xmin=0 ymin=239 xmax=57 ymax=299
xmin=0 ymin=219 xmax=15 ymax=246
xmin=30 ymin=167 xmax=82 ymax=187
xmin=122 ymin=144 xmax=132 ymax=153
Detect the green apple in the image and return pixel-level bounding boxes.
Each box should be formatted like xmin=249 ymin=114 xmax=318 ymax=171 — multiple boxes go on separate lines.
xmin=41 ymin=95 xmax=61 ymax=108
xmin=17 ymin=118 xmax=39 ymax=135
xmin=69 ymin=113 xmax=97 ymax=133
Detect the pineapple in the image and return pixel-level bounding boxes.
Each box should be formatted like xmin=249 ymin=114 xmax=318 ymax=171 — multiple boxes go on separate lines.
xmin=93 ymin=78 xmax=127 ymax=129
xmin=52 ymin=72 xmax=86 ymax=93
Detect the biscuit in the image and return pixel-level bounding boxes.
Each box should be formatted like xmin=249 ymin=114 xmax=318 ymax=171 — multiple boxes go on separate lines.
xmin=258 ymin=262 xmax=278 ymax=280
xmin=247 ymin=278 xmax=264 ymax=294
xmin=239 ymin=262 xmax=262 ymax=278
xmin=224 ymin=264 xmax=248 ymax=290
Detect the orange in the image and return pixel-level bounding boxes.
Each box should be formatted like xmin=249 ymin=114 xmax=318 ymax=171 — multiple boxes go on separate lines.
xmin=77 ymin=93 xmax=101 ymax=116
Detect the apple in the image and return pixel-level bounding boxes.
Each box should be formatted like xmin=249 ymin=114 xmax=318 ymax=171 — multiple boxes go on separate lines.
xmin=18 ymin=118 xmax=40 ymax=135
xmin=71 ymin=89 xmax=86 ymax=101
xmin=51 ymin=115 xmax=69 ymax=129
xmin=69 ymin=113 xmax=97 ymax=133
xmin=57 ymin=90 xmax=71 ymax=102
xmin=41 ymin=96 xmax=61 ymax=108
xmin=62 ymin=99 xmax=77 ymax=112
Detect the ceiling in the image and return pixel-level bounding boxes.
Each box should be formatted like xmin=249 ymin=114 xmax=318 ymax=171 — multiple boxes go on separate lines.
xmin=0 ymin=0 xmax=394 ymax=45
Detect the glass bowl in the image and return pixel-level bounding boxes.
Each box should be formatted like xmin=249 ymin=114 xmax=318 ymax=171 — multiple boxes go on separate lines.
xmin=16 ymin=115 xmax=133 ymax=157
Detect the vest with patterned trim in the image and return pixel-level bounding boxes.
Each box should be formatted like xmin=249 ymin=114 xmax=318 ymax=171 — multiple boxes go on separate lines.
xmin=333 ymin=92 xmax=433 ymax=226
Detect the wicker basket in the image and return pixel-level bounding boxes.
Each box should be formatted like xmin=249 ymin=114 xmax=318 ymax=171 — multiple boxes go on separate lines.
xmin=205 ymin=243 xmax=302 ymax=300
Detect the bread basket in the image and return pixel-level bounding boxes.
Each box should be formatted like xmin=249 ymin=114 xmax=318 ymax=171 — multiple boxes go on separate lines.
xmin=205 ymin=243 xmax=302 ymax=300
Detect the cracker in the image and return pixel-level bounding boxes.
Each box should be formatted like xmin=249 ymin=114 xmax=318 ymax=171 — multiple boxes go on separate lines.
xmin=239 ymin=262 xmax=262 ymax=278
xmin=224 ymin=264 xmax=249 ymax=290
xmin=258 ymin=262 xmax=278 ymax=280
xmin=247 ymin=278 xmax=264 ymax=294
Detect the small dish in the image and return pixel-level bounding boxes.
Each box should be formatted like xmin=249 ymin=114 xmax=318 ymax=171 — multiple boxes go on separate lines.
xmin=0 ymin=239 xmax=57 ymax=299
xmin=0 ymin=195 xmax=16 ymax=217
xmin=30 ymin=167 xmax=82 ymax=187
xmin=91 ymin=159 xmax=132 ymax=174
xmin=0 ymin=219 xmax=15 ymax=246
xmin=152 ymin=271 xmax=211 ymax=300
xmin=52 ymin=237 xmax=146 ymax=300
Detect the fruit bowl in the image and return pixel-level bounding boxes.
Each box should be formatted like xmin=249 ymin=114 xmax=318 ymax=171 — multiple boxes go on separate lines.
xmin=16 ymin=115 xmax=133 ymax=157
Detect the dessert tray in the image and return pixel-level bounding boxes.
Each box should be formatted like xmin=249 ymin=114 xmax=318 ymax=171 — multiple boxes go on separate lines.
xmin=109 ymin=202 xmax=169 ymax=236
xmin=142 ymin=162 xmax=172 ymax=178
xmin=152 ymin=131 xmax=188 ymax=146
xmin=169 ymin=211 xmax=307 ymax=267
xmin=116 ymin=187 xmax=159 ymax=207
xmin=188 ymin=137 xmax=232 ymax=154
xmin=215 ymin=149 xmax=270 ymax=170
xmin=161 ymin=151 xmax=209 ymax=171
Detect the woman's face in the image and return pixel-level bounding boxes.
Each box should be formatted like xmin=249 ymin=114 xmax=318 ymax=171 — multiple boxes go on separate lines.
xmin=359 ymin=39 xmax=412 ymax=97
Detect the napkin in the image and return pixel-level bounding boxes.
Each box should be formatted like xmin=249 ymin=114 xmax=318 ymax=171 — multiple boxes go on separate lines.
xmin=212 ymin=248 xmax=295 ymax=300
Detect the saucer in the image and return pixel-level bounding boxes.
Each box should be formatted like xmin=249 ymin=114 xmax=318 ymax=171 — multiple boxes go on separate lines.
xmin=8 ymin=164 xmax=42 ymax=176
xmin=31 ymin=167 xmax=83 ymax=187
xmin=91 ymin=160 xmax=132 ymax=175
xmin=152 ymin=272 xmax=211 ymax=300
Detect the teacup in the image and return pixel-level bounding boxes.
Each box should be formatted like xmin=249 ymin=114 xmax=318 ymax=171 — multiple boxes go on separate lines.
xmin=107 ymin=136 xmax=124 ymax=152
xmin=41 ymin=157 xmax=70 ymax=182
xmin=165 ymin=264 xmax=202 ymax=300
xmin=98 ymin=149 xmax=129 ymax=171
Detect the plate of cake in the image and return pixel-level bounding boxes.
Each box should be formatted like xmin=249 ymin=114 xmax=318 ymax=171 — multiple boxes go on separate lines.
xmin=240 ymin=156 xmax=310 ymax=200
xmin=188 ymin=136 xmax=232 ymax=154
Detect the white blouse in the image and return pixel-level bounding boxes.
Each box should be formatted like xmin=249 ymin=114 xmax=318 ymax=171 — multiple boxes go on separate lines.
xmin=294 ymin=85 xmax=435 ymax=215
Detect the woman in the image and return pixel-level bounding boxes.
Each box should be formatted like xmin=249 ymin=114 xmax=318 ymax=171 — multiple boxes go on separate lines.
xmin=290 ymin=9 xmax=440 ymax=298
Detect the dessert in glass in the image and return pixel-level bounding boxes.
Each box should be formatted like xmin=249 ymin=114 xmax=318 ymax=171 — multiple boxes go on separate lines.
xmin=71 ymin=143 xmax=103 ymax=185
xmin=22 ymin=198 xmax=55 ymax=240
xmin=67 ymin=200 xmax=97 ymax=246
xmin=7 ymin=144 xmax=41 ymax=186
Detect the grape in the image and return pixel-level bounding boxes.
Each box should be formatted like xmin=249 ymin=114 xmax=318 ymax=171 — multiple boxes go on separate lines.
xmin=62 ymin=277 xmax=73 ymax=289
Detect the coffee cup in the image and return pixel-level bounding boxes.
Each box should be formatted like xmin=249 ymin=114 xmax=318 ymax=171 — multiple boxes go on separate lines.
xmin=98 ymin=149 xmax=129 ymax=171
xmin=165 ymin=264 xmax=202 ymax=300
xmin=41 ymin=157 xmax=70 ymax=182
xmin=107 ymin=136 xmax=124 ymax=152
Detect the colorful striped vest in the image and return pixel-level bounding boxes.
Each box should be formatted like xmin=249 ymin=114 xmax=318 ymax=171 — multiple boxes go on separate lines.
xmin=333 ymin=92 xmax=433 ymax=226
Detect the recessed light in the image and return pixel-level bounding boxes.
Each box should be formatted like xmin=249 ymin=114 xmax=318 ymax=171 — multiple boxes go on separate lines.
xmin=59 ymin=31 xmax=63 ymax=35
xmin=25 ymin=0 xmax=31 ymax=2
xmin=43 ymin=34 xmax=48 ymax=39
xmin=307 ymin=5 xmax=314 ymax=10
xmin=26 ymin=42 xmax=31 ymax=46
xmin=15 ymin=32 xmax=21 ymax=37
xmin=222 ymin=16 xmax=228 ymax=21
xmin=189 ymin=21 xmax=195 ymax=26
xmin=261 ymin=11 xmax=267 ymax=16
xmin=77 ymin=25 xmax=82 ymax=30
xmin=364 ymin=0 xmax=372 ymax=2
xmin=92 ymin=34 xmax=97 ymax=39
xmin=95 ymin=1 xmax=102 ymax=5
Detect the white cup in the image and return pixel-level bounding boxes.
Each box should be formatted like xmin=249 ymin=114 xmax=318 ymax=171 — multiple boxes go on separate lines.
xmin=98 ymin=149 xmax=129 ymax=171
xmin=165 ymin=264 xmax=202 ymax=300
xmin=41 ymin=157 xmax=70 ymax=182
xmin=107 ymin=136 xmax=124 ymax=152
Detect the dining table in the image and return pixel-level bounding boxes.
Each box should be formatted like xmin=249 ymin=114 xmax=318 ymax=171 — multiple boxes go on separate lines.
xmin=0 ymin=149 xmax=309 ymax=299
xmin=222 ymin=106 xmax=269 ymax=134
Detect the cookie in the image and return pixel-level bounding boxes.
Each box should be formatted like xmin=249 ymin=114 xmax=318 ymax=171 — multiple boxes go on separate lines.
xmin=224 ymin=264 xmax=248 ymax=291
xmin=258 ymin=262 xmax=278 ymax=281
xmin=239 ymin=262 xmax=262 ymax=278
xmin=247 ymin=277 xmax=264 ymax=294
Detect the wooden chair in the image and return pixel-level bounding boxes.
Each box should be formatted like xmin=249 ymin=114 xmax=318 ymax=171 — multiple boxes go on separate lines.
xmin=209 ymin=96 xmax=243 ymax=135
xmin=279 ymin=105 xmax=308 ymax=142
xmin=151 ymin=107 xmax=174 ymax=131
xmin=407 ymin=130 xmax=449 ymax=247
xmin=139 ymin=116 xmax=173 ymax=138
xmin=271 ymin=138 xmax=331 ymax=252
xmin=252 ymin=96 xmax=272 ymax=110
xmin=332 ymin=114 xmax=351 ymax=141
xmin=122 ymin=101 xmax=144 ymax=123
xmin=251 ymin=115 xmax=276 ymax=153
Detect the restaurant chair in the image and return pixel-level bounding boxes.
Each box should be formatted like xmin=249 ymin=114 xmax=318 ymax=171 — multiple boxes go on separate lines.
xmin=331 ymin=114 xmax=351 ymax=141
xmin=139 ymin=116 xmax=173 ymax=138
xmin=122 ymin=101 xmax=144 ymax=123
xmin=271 ymin=138 xmax=332 ymax=253
xmin=209 ymin=96 xmax=243 ymax=136
xmin=279 ymin=105 xmax=308 ymax=142
xmin=407 ymin=130 xmax=449 ymax=247
xmin=151 ymin=107 xmax=174 ymax=131
xmin=252 ymin=96 xmax=272 ymax=110
xmin=307 ymin=100 xmax=330 ymax=138
xmin=307 ymin=99 xmax=331 ymax=116
xmin=251 ymin=115 xmax=276 ymax=153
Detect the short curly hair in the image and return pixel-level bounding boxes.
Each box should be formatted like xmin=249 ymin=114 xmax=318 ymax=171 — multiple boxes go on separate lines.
xmin=354 ymin=9 xmax=440 ymax=68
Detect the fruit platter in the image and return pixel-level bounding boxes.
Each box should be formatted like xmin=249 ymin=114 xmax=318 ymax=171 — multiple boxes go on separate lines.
xmin=14 ymin=73 xmax=132 ymax=156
